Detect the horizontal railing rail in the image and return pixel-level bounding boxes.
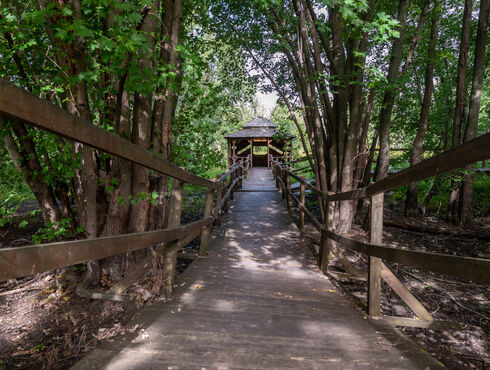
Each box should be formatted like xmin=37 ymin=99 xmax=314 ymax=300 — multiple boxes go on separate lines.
xmin=0 ymin=217 xmax=213 ymax=281
xmin=0 ymin=80 xmax=248 ymax=294
xmin=272 ymin=139 xmax=490 ymax=327
xmin=0 ymin=80 xmax=217 ymax=190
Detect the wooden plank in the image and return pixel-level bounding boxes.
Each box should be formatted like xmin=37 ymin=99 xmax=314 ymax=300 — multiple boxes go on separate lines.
xmin=324 ymin=230 xmax=490 ymax=284
xmin=199 ymin=188 xmax=215 ymax=256
xmin=383 ymin=316 xmax=461 ymax=330
xmin=368 ymin=194 xmax=383 ymax=317
xmin=328 ymin=132 xmax=490 ymax=201
xmin=0 ymin=216 xmax=213 ymax=282
xmin=0 ymin=80 xmax=217 ymax=190
xmin=381 ymin=263 xmax=433 ymax=321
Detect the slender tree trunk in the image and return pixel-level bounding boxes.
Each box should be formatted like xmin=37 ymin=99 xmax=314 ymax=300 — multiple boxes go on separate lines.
xmin=460 ymin=0 xmax=489 ymax=226
xmin=448 ymin=0 xmax=473 ymax=223
xmin=2 ymin=121 xmax=62 ymax=225
xmin=376 ymin=0 xmax=410 ymax=181
xmin=127 ymin=0 xmax=160 ymax=236
xmin=405 ymin=0 xmax=440 ymax=217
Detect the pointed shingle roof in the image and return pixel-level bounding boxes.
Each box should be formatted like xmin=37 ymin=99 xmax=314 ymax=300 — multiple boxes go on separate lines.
xmin=241 ymin=117 xmax=278 ymax=129
xmin=224 ymin=117 xmax=282 ymax=139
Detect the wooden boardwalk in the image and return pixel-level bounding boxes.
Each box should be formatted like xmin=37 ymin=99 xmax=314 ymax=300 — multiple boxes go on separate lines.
xmin=73 ymin=168 xmax=443 ymax=369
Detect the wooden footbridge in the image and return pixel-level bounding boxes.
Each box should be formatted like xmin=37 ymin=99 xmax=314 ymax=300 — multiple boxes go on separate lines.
xmin=1 ymin=81 xmax=490 ymax=368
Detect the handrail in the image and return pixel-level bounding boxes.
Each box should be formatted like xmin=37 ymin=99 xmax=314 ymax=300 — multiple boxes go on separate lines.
xmin=284 ymin=166 xmax=325 ymax=199
xmin=0 ymin=216 xmax=213 ymax=281
xmin=272 ymin=151 xmax=490 ymax=286
xmin=328 ymin=132 xmax=490 ymax=201
xmin=324 ymin=230 xmax=490 ymax=284
xmin=0 ymin=80 xmax=217 ymax=190
xmin=0 ymin=80 xmax=248 ymax=287
xmin=217 ymin=163 xmax=240 ymax=184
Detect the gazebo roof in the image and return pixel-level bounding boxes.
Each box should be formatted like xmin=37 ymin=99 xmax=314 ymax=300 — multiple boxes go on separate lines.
xmin=242 ymin=117 xmax=277 ymax=129
xmin=224 ymin=117 xmax=283 ymax=139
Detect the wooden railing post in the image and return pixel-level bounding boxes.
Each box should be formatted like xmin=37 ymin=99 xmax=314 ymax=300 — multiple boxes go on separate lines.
xmin=281 ymin=168 xmax=286 ymax=199
xmin=274 ymin=165 xmax=279 ymax=189
xmin=319 ymin=200 xmax=333 ymax=274
xmin=299 ymin=176 xmax=305 ymax=232
xmin=223 ymin=177 xmax=229 ymax=214
xmin=368 ymin=193 xmax=383 ymax=316
xmin=216 ymin=176 xmax=223 ymax=225
xmin=238 ymin=164 xmax=243 ymax=189
xmin=162 ymin=179 xmax=184 ymax=297
xmin=199 ymin=187 xmax=215 ymax=256
xmin=230 ymin=170 xmax=235 ymax=201
xmin=285 ymin=171 xmax=292 ymax=210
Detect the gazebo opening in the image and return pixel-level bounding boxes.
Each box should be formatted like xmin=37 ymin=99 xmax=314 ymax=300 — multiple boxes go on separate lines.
xmin=224 ymin=117 xmax=293 ymax=168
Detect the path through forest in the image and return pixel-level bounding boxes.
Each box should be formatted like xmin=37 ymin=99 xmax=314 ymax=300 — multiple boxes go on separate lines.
xmin=72 ymin=168 xmax=443 ymax=369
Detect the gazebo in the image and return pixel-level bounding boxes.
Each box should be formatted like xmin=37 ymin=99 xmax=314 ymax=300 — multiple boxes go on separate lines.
xmin=224 ymin=117 xmax=293 ymax=168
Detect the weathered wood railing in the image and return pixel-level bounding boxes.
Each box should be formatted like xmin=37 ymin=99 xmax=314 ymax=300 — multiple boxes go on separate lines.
xmin=0 ymin=80 xmax=247 ymax=298
xmin=272 ymin=133 xmax=490 ymax=328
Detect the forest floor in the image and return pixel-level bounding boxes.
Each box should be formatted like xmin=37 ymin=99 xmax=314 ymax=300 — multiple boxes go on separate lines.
xmin=300 ymin=198 xmax=490 ymax=370
xmin=0 ymin=192 xmax=489 ymax=369
xmin=0 ymin=192 xmax=206 ymax=369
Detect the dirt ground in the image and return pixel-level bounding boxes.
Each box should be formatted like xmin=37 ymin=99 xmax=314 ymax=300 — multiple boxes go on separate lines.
xmin=0 ymin=195 xmax=205 ymax=370
xmin=1 ymin=196 xmax=489 ymax=369
xmin=301 ymin=213 xmax=490 ymax=370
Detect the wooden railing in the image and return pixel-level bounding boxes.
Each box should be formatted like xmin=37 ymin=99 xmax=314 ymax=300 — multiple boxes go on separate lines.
xmin=272 ymin=133 xmax=490 ymax=328
xmin=0 ymin=80 xmax=247 ymax=298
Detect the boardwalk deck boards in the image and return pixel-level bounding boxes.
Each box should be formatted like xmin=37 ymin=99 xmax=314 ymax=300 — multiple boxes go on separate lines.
xmin=73 ymin=169 xmax=443 ymax=369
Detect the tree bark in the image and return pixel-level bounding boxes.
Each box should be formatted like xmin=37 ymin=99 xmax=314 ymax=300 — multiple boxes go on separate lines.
xmin=405 ymin=0 xmax=440 ymax=217
xmin=2 ymin=121 xmax=61 ymax=225
xmin=460 ymin=0 xmax=489 ymax=226
xmin=127 ymin=0 xmax=161 ymax=235
xmin=448 ymin=0 xmax=473 ymax=223
xmin=376 ymin=0 xmax=410 ymax=181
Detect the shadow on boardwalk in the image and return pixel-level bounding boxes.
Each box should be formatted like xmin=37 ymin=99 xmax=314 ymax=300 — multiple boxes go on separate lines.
xmin=73 ymin=168 xmax=444 ymax=369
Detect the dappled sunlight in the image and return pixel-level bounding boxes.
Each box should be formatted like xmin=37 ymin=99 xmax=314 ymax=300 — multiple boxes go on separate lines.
xmin=71 ymin=167 xmax=433 ymax=369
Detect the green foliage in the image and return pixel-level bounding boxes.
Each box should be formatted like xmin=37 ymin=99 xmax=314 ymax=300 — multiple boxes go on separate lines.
xmin=32 ymin=218 xmax=76 ymax=244
xmin=172 ymin=35 xmax=256 ymax=175
xmin=472 ymin=175 xmax=490 ymax=217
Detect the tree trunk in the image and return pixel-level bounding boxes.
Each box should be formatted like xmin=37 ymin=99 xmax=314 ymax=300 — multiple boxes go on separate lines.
xmin=405 ymin=0 xmax=440 ymax=217
xmin=448 ymin=0 xmax=473 ymax=223
xmin=127 ymin=1 xmax=160 ymax=237
xmin=460 ymin=0 xmax=489 ymax=226
xmin=2 ymin=121 xmax=61 ymax=225
xmin=376 ymin=0 xmax=410 ymax=181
